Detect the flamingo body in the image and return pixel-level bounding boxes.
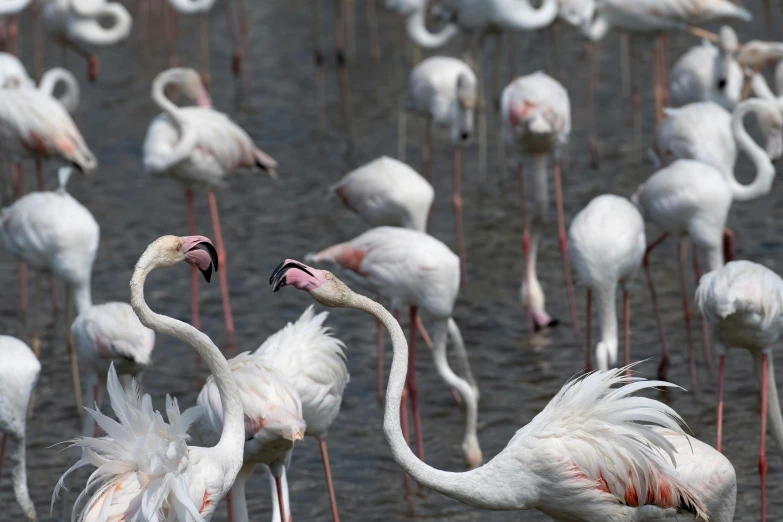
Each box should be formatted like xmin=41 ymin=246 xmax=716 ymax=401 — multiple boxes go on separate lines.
xmin=502 ymin=71 xmax=570 ymax=154
xmin=41 ymin=0 xmax=132 ymax=48
xmin=670 ymin=39 xmax=742 ymax=110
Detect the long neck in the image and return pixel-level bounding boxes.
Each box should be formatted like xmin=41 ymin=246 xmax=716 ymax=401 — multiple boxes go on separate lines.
xmin=9 ymin=435 xmax=36 ymax=522
xmin=348 ymin=293 xmax=482 ymax=502
xmin=69 ymin=3 xmax=131 ymax=45
xmin=405 ymin=6 xmax=458 ymax=49
xmin=729 ymin=100 xmax=776 ymax=202
xmin=130 ymin=253 xmax=244 ymax=455
xmin=39 ymin=67 xmax=79 ymax=113
xmin=758 ymin=352 xmax=783 ymax=457
xmin=496 ymin=0 xmax=558 ymax=31
xmin=168 ymin=0 xmax=216 ymax=14
xmin=594 ymin=282 xmax=618 ymax=371
xmin=0 ymin=0 xmax=30 ymax=15
xmin=73 ymin=280 xmax=93 ymax=315
xmin=151 ymin=73 xmax=198 ymax=170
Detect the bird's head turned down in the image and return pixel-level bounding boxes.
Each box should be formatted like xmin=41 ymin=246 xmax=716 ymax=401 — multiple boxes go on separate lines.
xmin=270 ymin=259 xmax=352 ymax=307
xmin=166 ymin=67 xmax=212 ymax=108
xmin=147 ymin=235 xmax=218 ymax=282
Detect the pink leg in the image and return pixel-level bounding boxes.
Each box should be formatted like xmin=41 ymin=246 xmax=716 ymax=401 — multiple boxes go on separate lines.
xmin=453 ymin=148 xmax=466 ymax=282
xmin=199 ymin=13 xmax=211 ymax=90
xmin=207 ymin=190 xmax=235 ymax=336
xmin=717 ymin=353 xmax=725 ymax=452
xmin=186 ymin=190 xmax=200 ymax=331
xmin=310 ymin=1 xmax=325 ymax=144
xmin=319 ymin=439 xmax=341 ymax=522
xmin=692 ymin=253 xmax=712 ymax=372
xmin=31 ymin=0 xmax=44 ymax=78
xmin=163 ymin=3 xmax=178 ymax=67
xmin=553 ymin=158 xmax=580 ymax=339
xmin=225 ymin=0 xmax=243 ymax=75
xmin=275 ymin=475 xmax=288 ymax=522
xmin=623 ymin=289 xmax=631 ymax=376
xmin=723 ymin=228 xmax=735 ymax=263
xmin=643 ymin=233 xmax=670 ymax=380
xmin=226 ymin=490 xmax=234 ymax=522
xmin=408 ymin=306 xmax=424 ymax=461
xmin=334 ymin=0 xmax=355 ymax=159
xmin=761 ymin=352 xmax=769 ymax=522
xmin=518 ymin=161 xmax=534 ymax=335
xmin=585 ymin=289 xmax=592 ymax=372
xmin=677 ymin=237 xmax=697 ymax=387
xmin=7 ymin=16 xmax=17 ymax=56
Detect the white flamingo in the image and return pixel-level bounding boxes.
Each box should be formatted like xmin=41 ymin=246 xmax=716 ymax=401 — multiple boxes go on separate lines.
xmin=0 ymin=336 xmax=39 ymax=522
xmin=270 ymin=260 xmax=712 ymax=521
xmin=53 ymin=234 xmax=244 ymax=522
xmin=143 ymin=67 xmax=278 ymax=339
xmin=305 ymin=227 xmax=482 ymax=468
xmin=384 ymin=0 xmax=459 ymax=49
xmin=409 ymin=56 xmax=476 ymax=277
xmin=569 ymin=195 xmax=645 ymax=372
xmin=501 ymin=71 xmax=579 ymax=336
xmin=695 ymin=260 xmax=783 ymax=522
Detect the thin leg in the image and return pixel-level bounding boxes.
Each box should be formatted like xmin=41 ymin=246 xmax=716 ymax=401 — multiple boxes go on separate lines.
xmin=585 ymin=289 xmax=592 ymax=372
xmin=548 ymin=23 xmax=561 ymax=81
xmin=678 ymin=237 xmax=697 ymax=387
xmin=208 ymin=190 xmax=235 ymax=336
xmin=311 ymin=1 xmax=325 ymax=145
xmin=723 ymin=228 xmax=735 ymax=263
xmin=395 ymin=21 xmax=407 ymax=161
xmin=66 ymin=285 xmax=83 ymax=416
xmin=493 ymin=33 xmax=506 ymax=185
xmin=587 ymin=41 xmax=601 ymax=168
xmin=32 ymin=0 xmax=44 ymax=78
xmin=225 ymin=0 xmax=242 ymax=75
xmin=365 ymin=0 xmax=381 ymax=64
xmin=13 ymin=164 xmax=27 ymax=314
xmin=553 ymin=158 xmax=580 ymax=339
xmin=237 ymin=0 xmax=250 ymax=75
xmin=27 ymin=275 xmax=43 ymax=419
xmin=518 ymin=161 xmax=534 ymax=335
xmin=275 ymin=475 xmax=288 ymax=522
xmin=408 ymin=306 xmax=424 ymax=460
xmin=319 ymin=439 xmax=340 ymax=522
xmin=717 ymin=353 xmax=725 ymax=452
xmin=692 ymin=253 xmax=712 ymax=372
xmin=186 ymin=190 xmax=200 ymax=331
xmin=199 ymin=13 xmax=211 ymax=90
xmin=453 ymin=148 xmax=466 ymax=282
xmin=623 ymin=289 xmax=631 ymax=375
xmin=644 ymin=233 xmax=671 ymax=380
xmin=35 ymin=158 xmax=43 ymax=190
xmin=163 ymin=3 xmax=178 ymax=67
xmin=653 ymin=35 xmax=665 ymax=124
xmin=477 ymin=47 xmax=487 ymax=183
xmin=226 ymin=490 xmax=234 ymax=522
xmin=334 ymin=0 xmax=356 ymax=162
xmin=344 ymin=0 xmax=355 ymax=63
xmin=760 ymin=352 xmax=769 ymax=522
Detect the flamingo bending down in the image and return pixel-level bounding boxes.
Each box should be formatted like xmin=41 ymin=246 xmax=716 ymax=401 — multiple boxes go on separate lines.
xmin=502 ymin=71 xmax=579 ymax=337
xmin=409 ymin=56 xmax=476 ymax=278
xmin=270 ymin=260 xmax=713 ymax=521
xmin=639 ymin=98 xmax=779 ymax=382
xmin=53 ymin=235 xmax=244 ymax=522
xmin=0 ymin=336 xmax=40 ymax=522
xmin=143 ymin=67 xmax=278 ymax=338
xmin=255 ymin=305 xmax=348 ymax=522
xmin=0 ymin=167 xmax=98 ymax=412
xmin=695 ymin=260 xmax=783 ymax=522
xmin=569 ymin=195 xmax=645 ymax=372
xmin=41 ymin=0 xmax=132 ymax=81
xmin=197 ymin=352 xmax=305 ymax=522
xmin=306 ymin=226 xmax=482 ymax=468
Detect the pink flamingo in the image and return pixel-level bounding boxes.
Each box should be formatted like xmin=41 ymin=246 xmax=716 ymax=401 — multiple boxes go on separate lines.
xmin=142 ymin=67 xmax=277 ymax=338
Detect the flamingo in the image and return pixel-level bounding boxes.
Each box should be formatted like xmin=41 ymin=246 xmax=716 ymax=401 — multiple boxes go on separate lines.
xmin=695 ymin=260 xmax=783 ymax=522
xmin=0 ymin=0 xmax=29 ymax=55
xmin=385 ymin=0 xmax=459 ymax=49
xmin=0 ymin=51 xmax=80 ymax=115
xmin=142 ymin=67 xmax=278 ymax=339
xmin=0 ymin=167 xmax=98 ymax=413
xmin=568 ymin=195 xmax=646 ymax=372
xmin=331 ymin=156 xmax=433 ymax=233
xmin=270 ymin=260 xmax=712 ymax=521
xmin=637 ymin=98 xmax=779 ymax=383
xmin=53 ymin=234 xmax=245 ymax=522
xmin=71 ymin=302 xmax=156 ymax=437
xmin=501 ymin=71 xmax=579 ymax=337
xmin=40 ymin=0 xmax=132 ymax=82
xmin=197 ymin=353 xmax=305 ymax=522
xmin=0 ymin=336 xmax=40 ymax=522
xmin=409 ymin=56 xmax=476 ymax=278
xmin=254 ymin=305 xmax=348 ymax=522
xmin=306 ymin=226 xmax=482 ymax=468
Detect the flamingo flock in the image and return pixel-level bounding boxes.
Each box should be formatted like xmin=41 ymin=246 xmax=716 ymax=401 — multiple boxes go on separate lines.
xmin=4 ymin=2 xmax=783 ymax=522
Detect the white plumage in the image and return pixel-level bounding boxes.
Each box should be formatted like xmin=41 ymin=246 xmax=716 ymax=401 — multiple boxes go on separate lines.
xmin=41 ymin=0 xmax=132 ymax=48
xmin=0 ymin=336 xmax=40 ymax=522
xmin=332 ymin=156 xmax=433 ymax=232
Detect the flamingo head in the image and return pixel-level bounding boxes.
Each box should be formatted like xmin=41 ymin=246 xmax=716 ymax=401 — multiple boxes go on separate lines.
xmin=270 ymin=259 xmax=352 ymax=307
xmin=558 ymin=0 xmax=595 ymax=29
xmin=147 ymin=235 xmax=218 ymax=282
xmin=170 ymin=67 xmax=212 ymax=108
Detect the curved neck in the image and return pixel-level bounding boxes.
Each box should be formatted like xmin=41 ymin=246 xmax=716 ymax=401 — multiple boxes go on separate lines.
xmin=594 ymin=283 xmax=618 ymax=371
xmin=9 ymin=435 xmax=36 ymax=522
xmin=39 ymin=68 xmax=79 ymax=113
xmin=405 ymin=6 xmax=458 ymax=49
xmin=73 ymin=281 xmax=92 ymax=315
xmin=70 ymin=3 xmax=132 ymax=46
xmin=496 ymin=0 xmax=558 ymax=31
xmin=151 ymin=73 xmax=198 ymax=170
xmin=167 ymin=0 xmax=216 ymax=14
xmin=0 ymin=0 xmax=30 ymax=15
xmin=729 ymin=100 xmax=776 ymax=202
xmin=130 ymin=251 xmax=244 ymax=455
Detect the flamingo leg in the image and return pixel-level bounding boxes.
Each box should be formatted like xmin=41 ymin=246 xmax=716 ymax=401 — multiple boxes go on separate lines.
xmin=27 ymin=275 xmax=43 ymax=419
xmin=692 ymin=252 xmax=712 ymax=372
xmin=587 ymin=41 xmax=601 ymax=168
xmin=207 ymin=190 xmax=235 ymax=337
xmin=553 ymin=158 xmax=580 ymax=339
xmin=226 ymin=490 xmax=234 ymax=522
xmin=66 ymin=285 xmax=83 ymax=417
xmin=395 ymin=21 xmax=408 ymax=161
xmin=677 ymin=237 xmax=697 ymax=387
xmin=643 ymin=233 xmax=671 ymax=380
xmin=225 ymin=0 xmax=242 ymax=75
xmin=7 ymin=16 xmax=16 ymax=56
xmin=548 ymin=23 xmax=560 ymax=81
xmin=35 ymin=158 xmax=43 ymax=191
xmin=199 ymin=13 xmax=211 ymax=90
xmin=585 ymin=289 xmax=592 ymax=372
xmin=334 ymin=0 xmax=355 ymax=162
xmin=408 ymin=306 xmax=424 ymax=461
xmin=717 ymin=353 xmax=725 ymax=452
xmin=623 ymin=289 xmax=631 ymax=376
xmin=760 ymin=351 xmax=769 ymax=522
xmin=12 ymin=164 xmax=27 ymax=315
xmin=311 ymin=0 xmax=325 ymax=145
xmin=631 ymin=38 xmax=642 ymax=166
xmin=415 ymin=315 xmax=460 ymax=404
xmin=518 ymin=161 xmax=534 ymax=335
xmin=237 ymin=0 xmax=250 ymax=74
xmin=653 ymin=35 xmax=666 ymax=124
xmin=723 ymin=228 xmax=735 ymax=262
xmin=319 ymin=439 xmax=341 ymax=522
xmin=365 ymin=0 xmax=381 ymax=64
xmin=32 ymin=0 xmax=44 ymax=78
xmin=163 ymin=3 xmax=177 ymax=68
xmin=376 ymin=295 xmax=384 ymax=403
xmin=36 ymin=158 xmax=59 ymax=312
xmin=186 ymin=190 xmax=200 ymax=331
xmin=493 ymin=33 xmax=506 ymax=185
xmin=453 ymin=148 xmax=466 ymax=282
xmin=275 ymin=474 xmax=288 ymax=522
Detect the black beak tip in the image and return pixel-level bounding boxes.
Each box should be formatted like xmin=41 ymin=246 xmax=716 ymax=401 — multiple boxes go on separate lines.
xmin=200 ymin=241 xmax=219 ymax=273
xmin=200 ymin=265 xmax=213 ymax=283
xmin=270 ymin=261 xmax=286 ymax=285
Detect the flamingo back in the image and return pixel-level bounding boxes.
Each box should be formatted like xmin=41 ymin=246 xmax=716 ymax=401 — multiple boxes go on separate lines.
xmin=0 ymin=337 xmax=39 ymax=439
xmin=599 ymin=0 xmax=750 ymax=32
xmin=0 ymin=52 xmax=34 ymax=87
xmin=670 ymin=43 xmax=742 ymax=110
xmin=256 ymin=306 xmax=348 ymax=437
